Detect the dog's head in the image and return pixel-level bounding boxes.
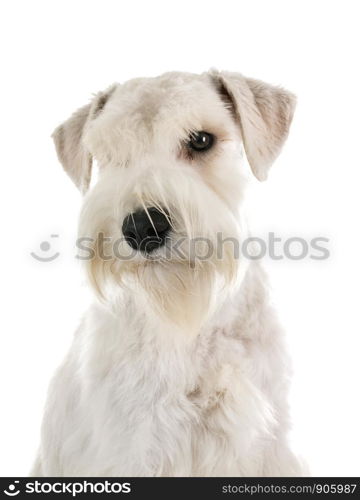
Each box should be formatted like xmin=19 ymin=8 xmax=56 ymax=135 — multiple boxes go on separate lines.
xmin=53 ymin=71 xmax=295 ymax=331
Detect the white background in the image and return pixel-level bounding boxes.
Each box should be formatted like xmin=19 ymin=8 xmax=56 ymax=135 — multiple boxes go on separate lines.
xmin=0 ymin=0 xmax=359 ymax=477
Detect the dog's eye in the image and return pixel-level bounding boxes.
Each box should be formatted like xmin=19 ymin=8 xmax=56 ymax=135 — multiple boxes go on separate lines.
xmin=187 ymin=131 xmax=215 ymax=152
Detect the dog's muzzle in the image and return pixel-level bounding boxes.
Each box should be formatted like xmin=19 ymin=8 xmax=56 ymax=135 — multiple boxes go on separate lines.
xmin=122 ymin=207 xmax=170 ymax=253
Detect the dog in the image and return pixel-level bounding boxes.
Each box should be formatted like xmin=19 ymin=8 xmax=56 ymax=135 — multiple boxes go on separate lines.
xmin=31 ymin=70 xmax=303 ymax=476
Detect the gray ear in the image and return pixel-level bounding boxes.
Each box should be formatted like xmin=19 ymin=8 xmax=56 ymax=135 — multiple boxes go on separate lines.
xmin=211 ymin=70 xmax=296 ymax=181
xmin=52 ymin=86 xmax=115 ymax=193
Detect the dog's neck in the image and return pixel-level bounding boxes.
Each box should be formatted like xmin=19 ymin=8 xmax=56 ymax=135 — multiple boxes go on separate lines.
xmin=80 ymin=261 xmax=273 ymax=414
xmin=92 ymin=261 xmax=269 ymax=350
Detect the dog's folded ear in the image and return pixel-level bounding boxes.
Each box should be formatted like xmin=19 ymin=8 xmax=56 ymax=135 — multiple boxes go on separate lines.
xmin=210 ymin=70 xmax=296 ymax=181
xmin=52 ymin=86 xmax=115 ymax=193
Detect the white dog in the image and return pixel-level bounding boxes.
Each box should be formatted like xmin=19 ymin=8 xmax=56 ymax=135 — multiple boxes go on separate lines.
xmin=32 ymin=70 xmax=303 ymax=477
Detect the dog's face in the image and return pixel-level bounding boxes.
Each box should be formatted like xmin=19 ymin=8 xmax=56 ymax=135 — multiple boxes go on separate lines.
xmin=53 ymin=71 xmax=295 ymax=331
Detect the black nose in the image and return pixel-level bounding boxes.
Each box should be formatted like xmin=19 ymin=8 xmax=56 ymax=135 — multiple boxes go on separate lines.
xmin=122 ymin=207 xmax=171 ymax=253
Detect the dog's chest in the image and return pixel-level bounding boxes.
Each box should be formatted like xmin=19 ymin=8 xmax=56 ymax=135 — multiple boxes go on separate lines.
xmin=69 ymin=323 xmax=268 ymax=476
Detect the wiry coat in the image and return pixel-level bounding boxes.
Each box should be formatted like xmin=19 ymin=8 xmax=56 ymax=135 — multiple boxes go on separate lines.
xmin=32 ymin=70 xmax=303 ymax=476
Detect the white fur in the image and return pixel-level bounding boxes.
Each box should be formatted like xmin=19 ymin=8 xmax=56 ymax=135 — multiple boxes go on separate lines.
xmin=32 ymin=71 xmax=304 ymax=477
